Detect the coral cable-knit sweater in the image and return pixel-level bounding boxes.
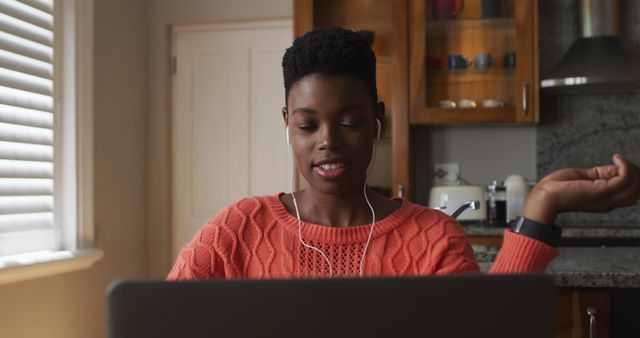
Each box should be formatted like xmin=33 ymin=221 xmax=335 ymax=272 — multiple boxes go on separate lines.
xmin=167 ymin=194 xmax=559 ymax=280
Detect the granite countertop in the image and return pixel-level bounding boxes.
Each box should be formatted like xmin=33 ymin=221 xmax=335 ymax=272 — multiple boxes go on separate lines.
xmin=477 ymin=247 xmax=640 ymax=288
xmin=462 ymin=222 xmax=640 ymax=239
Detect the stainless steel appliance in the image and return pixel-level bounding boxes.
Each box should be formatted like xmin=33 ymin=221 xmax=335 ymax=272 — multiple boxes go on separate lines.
xmin=541 ymin=0 xmax=640 ymax=93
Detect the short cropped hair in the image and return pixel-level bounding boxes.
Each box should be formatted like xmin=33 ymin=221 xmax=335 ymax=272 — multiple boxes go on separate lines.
xmin=282 ymin=27 xmax=378 ymax=105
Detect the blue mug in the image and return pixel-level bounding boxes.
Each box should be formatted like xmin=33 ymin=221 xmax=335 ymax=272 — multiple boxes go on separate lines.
xmin=475 ymin=53 xmax=492 ymax=70
xmin=482 ymin=0 xmax=501 ymax=18
xmin=448 ymin=54 xmax=470 ymax=70
xmin=504 ymin=52 xmax=516 ymax=68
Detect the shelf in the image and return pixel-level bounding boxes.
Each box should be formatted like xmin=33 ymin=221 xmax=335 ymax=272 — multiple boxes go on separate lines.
xmin=426 ymin=68 xmax=515 ymax=85
xmin=427 ymin=17 xmax=515 ymax=33
xmin=409 ymin=106 xmax=521 ymax=124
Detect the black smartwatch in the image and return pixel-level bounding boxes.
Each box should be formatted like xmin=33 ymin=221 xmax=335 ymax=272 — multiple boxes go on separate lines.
xmin=510 ymin=216 xmax=562 ymax=247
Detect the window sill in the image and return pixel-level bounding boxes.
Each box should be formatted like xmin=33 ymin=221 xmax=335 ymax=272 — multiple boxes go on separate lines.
xmin=0 ymin=249 xmax=104 ymax=286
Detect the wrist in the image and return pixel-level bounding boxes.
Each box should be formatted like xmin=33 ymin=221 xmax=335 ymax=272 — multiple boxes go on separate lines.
xmin=511 ymin=216 xmax=562 ymax=247
xmin=522 ymin=188 xmax=557 ymax=225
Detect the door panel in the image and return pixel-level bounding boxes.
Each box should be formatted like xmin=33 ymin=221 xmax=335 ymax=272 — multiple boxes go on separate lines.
xmin=172 ymin=21 xmax=293 ymax=259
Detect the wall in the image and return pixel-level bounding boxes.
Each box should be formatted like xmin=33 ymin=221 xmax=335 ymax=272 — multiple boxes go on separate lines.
xmin=0 ymin=0 xmax=148 ymax=337
xmin=146 ymin=0 xmax=292 ymax=277
xmin=413 ymin=126 xmax=536 ymax=206
xmin=537 ymin=0 xmax=640 ymax=227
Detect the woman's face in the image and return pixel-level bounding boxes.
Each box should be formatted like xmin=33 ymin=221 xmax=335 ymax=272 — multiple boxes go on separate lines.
xmin=283 ymin=74 xmax=384 ymax=195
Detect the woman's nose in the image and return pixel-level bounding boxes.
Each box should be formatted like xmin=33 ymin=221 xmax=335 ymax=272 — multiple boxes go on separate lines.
xmin=318 ymin=125 xmax=342 ymax=150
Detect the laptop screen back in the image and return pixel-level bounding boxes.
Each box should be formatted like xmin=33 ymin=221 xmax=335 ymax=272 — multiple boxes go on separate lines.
xmin=108 ymin=274 xmax=555 ymax=338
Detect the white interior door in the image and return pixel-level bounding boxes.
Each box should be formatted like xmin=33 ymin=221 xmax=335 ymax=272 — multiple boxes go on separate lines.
xmin=172 ymin=20 xmax=293 ymax=259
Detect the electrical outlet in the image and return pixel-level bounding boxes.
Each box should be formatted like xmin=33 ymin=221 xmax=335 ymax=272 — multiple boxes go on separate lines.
xmin=434 ymin=162 xmax=460 ymax=186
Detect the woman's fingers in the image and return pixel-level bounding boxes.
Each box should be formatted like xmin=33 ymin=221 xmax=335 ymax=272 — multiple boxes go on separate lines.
xmin=598 ymin=155 xmax=640 ymax=210
xmin=582 ymin=163 xmax=619 ymax=181
xmin=541 ymin=163 xmax=617 ymax=183
xmin=533 ymin=154 xmax=640 ymax=216
xmin=619 ymin=160 xmax=640 ymax=204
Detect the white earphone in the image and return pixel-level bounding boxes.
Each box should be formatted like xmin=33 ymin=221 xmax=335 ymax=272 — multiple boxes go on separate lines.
xmin=286 ymin=126 xmax=290 ymax=144
xmin=286 ymin=118 xmax=381 ymax=277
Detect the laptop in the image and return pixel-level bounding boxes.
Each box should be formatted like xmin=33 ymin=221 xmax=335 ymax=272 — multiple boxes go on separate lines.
xmin=107 ymin=274 xmax=556 ymax=338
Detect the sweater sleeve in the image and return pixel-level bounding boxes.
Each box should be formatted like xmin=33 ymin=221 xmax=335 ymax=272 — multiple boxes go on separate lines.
xmin=166 ymin=224 xmax=227 ymax=280
xmin=166 ymin=206 xmax=242 ymax=281
xmin=488 ymin=230 xmax=559 ymax=274
xmin=429 ymin=214 xmax=558 ymax=275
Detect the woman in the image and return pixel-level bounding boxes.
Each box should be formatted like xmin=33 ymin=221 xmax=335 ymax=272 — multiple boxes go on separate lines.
xmin=167 ymin=27 xmax=640 ymax=280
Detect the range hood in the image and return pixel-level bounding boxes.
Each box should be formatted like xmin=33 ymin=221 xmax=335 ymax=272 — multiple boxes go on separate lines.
xmin=540 ymin=0 xmax=640 ymax=93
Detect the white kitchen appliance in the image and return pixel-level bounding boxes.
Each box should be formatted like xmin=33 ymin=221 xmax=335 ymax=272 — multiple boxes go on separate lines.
xmin=505 ymin=175 xmax=530 ymax=222
xmin=429 ymin=185 xmax=487 ymax=221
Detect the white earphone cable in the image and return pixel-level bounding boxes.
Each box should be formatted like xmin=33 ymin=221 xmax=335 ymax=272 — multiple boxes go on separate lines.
xmin=288 ymin=138 xmax=334 ymax=277
xmin=359 ymin=125 xmax=379 ymax=276
xmin=287 ymin=119 xmax=380 ymax=278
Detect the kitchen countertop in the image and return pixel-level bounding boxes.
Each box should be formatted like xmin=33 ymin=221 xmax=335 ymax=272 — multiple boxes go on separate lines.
xmin=462 ymin=222 xmax=640 ymax=239
xmin=477 ymin=247 xmax=640 ymax=288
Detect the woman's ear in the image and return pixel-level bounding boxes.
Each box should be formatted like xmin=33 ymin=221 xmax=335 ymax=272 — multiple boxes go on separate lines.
xmin=376 ymin=101 xmax=386 ymax=135
xmin=282 ymin=107 xmax=289 ymax=128
xmin=282 ymin=107 xmax=291 ymax=145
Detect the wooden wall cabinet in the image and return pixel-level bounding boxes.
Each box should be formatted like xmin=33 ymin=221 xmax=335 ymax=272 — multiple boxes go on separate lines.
xmin=294 ymin=0 xmax=540 ymax=198
xmin=293 ymin=0 xmax=410 ymax=197
xmin=409 ymin=0 xmax=539 ymax=124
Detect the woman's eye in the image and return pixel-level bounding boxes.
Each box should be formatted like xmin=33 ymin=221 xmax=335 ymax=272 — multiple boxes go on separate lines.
xmin=297 ymin=124 xmax=317 ymax=131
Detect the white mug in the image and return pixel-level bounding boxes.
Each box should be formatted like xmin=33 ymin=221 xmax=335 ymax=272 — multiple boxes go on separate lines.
xmin=458 ymin=99 xmax=476 ymax=108
xmin=439 ymin=100 xmax=457 ymax=108
xmin=482 ymin=99 xmax=504 ymax=108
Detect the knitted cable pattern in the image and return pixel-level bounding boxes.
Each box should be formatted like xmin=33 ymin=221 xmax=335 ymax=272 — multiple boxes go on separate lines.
xmin=167 ymin=194 xmax=558 ymax=280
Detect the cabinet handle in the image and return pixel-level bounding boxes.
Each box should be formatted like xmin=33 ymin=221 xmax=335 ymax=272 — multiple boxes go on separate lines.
xmin=522 ymin=82 xmax=528 ymax=116
xmin=587 ymin=306 xmax=597 ymax=338
xmin=397 ymin=184 xmax=404 ymax=198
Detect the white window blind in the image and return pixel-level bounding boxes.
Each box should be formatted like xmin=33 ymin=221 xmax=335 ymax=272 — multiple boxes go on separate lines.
xmin=0 ymin=0 xmax=56 ymax=256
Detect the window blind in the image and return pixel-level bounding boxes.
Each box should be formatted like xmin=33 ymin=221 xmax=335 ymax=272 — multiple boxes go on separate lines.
xmin=0 ymin=0 xmax=55 ymax=256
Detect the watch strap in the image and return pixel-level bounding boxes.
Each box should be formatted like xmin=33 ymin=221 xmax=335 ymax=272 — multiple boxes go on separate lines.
xmin=511 ymin=216 xmax=561 ymax=247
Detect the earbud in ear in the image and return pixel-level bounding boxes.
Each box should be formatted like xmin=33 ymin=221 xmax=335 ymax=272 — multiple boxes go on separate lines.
xmin=285 ymin=126 xmax=290 ymax=144
xmin=375 ymin=119 xmax=381 ymax=141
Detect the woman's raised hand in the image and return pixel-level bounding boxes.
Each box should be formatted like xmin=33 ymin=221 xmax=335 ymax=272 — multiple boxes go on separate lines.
xmin=522 ymin=154 xmax=640 ymax=225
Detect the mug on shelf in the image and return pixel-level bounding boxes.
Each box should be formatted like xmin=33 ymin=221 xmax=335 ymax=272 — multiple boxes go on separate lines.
xmin=427 ymin=56 xmax=444 ymax=70
xmin=504 ymin=52 xmax=516 ymax=69
xmin=439 ymin=100 xmax=457 ymax=108
xmin=475 ymin=53 xmax=493 ymax=70
xmin=482 ymin=99 xmax=504 ymax=108
xmin=481 ymin=0 xmax=502 ymax=18
xmin=432 ymin=0 xmax=464 ymax=20
xmin=458 ymin=99 xmax=476 ymax=108
xmin=448 ymin=54 xmax=471 ymax=70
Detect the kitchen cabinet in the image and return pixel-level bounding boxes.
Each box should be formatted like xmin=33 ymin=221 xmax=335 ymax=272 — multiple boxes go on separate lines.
xmin=293 ymin=0 xmax=540 ymax=198
xmin=473 ymin=246 xmax=640 ymax=338
xmin=556 ymin=290 xmax=611 ymax=338
xmin=409 ymin=0 xmax=539 ymax=124
xmin=293 ymin=0 xmax=410 ymax=197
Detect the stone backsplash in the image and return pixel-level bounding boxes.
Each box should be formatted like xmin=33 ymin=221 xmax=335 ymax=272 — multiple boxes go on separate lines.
xmin=537 ymin=0 xmax=640 ymax=227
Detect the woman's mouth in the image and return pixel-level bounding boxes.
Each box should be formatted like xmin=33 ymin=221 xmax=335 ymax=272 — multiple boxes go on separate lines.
xmin=312 ymin=161 xmax=349 ymax=179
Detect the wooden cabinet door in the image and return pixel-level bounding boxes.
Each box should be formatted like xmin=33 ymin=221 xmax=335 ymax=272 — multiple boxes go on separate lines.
xmin=409 ymin=0 xmax=539 ymax=124
xmin=293 ymin=0 xmax=410 ymax=198
xmin=556 ymin=290 xmax=611 ymax=338
xmin=576 ymin=292 xmax=611 ymax=338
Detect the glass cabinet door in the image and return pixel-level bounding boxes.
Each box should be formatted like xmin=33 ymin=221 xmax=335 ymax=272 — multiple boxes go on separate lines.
xmin=410 ymin=0 xmax=537 ymax=124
